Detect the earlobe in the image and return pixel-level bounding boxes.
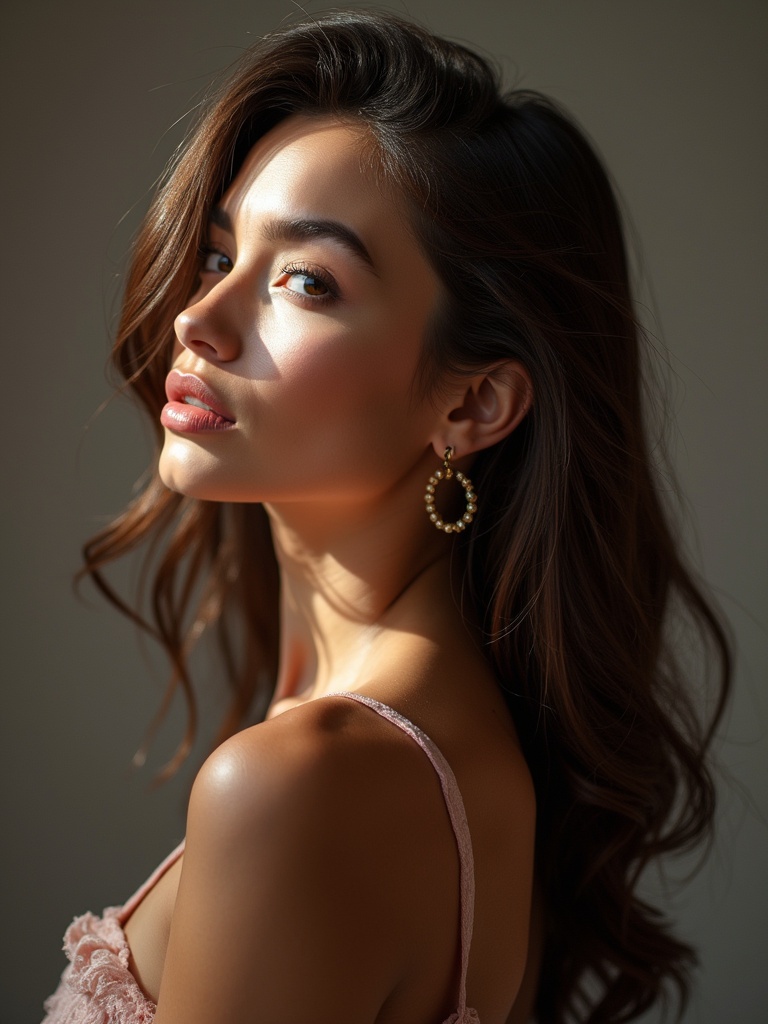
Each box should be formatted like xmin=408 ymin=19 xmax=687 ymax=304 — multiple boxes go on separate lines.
xmin=436 ymin=361 xmax=532 ymax=458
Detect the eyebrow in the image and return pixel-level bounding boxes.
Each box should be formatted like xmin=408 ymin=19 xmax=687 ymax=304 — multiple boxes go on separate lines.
xmin=209 ymin=206 xmax=234 ymax=232
xmin=208 ymin=207 xmax=377 ymax=274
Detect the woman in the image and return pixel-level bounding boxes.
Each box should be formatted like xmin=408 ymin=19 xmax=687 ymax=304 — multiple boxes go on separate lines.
xmin=42 ymin=10 xmax=730 ymax=1024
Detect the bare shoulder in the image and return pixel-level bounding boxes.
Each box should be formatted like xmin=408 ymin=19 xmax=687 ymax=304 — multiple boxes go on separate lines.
xmin=190 ymin=696 xmax=356 ymax=816
xmin=189 ymin=695 xmax=416 ymax=841
xmin=153 ymin=691 xmax=538 ymax=1023
xmin=153 ymin=697 xmax=445 ymax=1023
xmin=185 ymin=693 xmax=466 ymax=917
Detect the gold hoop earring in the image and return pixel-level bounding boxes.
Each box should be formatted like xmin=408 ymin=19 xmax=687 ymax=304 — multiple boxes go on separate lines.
xmin=424 ymin=447 xmax=478 ymax=534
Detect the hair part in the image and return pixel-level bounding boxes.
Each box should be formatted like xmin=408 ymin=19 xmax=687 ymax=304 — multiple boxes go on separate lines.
xmin=81 ymin=10 xmax=731 ymax=1023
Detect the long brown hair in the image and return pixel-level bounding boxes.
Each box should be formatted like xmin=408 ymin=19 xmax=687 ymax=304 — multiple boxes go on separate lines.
xmin=83 ymin=11 xmax=731 ymax=1023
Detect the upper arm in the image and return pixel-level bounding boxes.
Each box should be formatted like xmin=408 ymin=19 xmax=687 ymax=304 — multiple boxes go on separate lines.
xmin=152 ymin=713 xmax=402 ymax=1024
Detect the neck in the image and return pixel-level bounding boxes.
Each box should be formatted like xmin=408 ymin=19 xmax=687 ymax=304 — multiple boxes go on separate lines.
xmin=265 ymin=483 xmax=463 ymax=704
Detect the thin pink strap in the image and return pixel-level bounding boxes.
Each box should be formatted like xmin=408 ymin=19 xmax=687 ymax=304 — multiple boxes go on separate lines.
xmin=118 ymin=839 xmax=186 ymax=924
xmin=335 ymin=692 xmax=476 ymax=1016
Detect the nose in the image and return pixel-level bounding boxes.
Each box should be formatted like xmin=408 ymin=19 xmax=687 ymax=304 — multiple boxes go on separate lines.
xmin=173 ymin=282 xmax=242 ymax=364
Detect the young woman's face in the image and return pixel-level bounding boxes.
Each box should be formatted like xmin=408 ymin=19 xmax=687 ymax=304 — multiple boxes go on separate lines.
xmin=158 ymin=115 xmax=442 ymax=508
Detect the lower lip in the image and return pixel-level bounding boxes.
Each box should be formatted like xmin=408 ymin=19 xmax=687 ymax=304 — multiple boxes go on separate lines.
xmin=161 ymin=401 xmax=236 ymax=433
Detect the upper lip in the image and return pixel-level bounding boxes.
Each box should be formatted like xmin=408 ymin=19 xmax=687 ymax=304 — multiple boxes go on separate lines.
xmin=165 ymin=370 xmax=236 ymax=422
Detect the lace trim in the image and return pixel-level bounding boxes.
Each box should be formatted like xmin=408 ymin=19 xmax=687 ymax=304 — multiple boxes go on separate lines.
xmin=42 ymin=908 xmax=156 ymax=1023
xmin=445 ymin=1010 xmax=481 ymax=1024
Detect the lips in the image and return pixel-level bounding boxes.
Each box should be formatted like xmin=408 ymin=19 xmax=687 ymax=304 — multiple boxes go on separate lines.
xmin=161 ymin=370 xmax=236 ymax=433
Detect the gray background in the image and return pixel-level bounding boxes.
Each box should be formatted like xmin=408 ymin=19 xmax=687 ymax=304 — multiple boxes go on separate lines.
xmin=1 ymin=1 xmax=766 ymax=1021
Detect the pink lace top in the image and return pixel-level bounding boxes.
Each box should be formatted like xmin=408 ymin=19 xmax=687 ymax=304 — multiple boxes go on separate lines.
xmin=41 ymin=692 xmax=480 ymax=1023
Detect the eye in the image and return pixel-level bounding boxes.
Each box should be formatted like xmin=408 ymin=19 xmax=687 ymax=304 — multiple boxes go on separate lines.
xmin=279 ymin=263 xmax=337 ymax=302
xmin=286 ymin=272 xmax=329 ymax=298
xmin=201 ymin=247 xmax=234 ymax=275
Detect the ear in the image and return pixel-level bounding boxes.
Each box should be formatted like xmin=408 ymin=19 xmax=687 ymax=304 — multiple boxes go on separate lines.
xmin=430 ymin=361 xmax=533 ymax=459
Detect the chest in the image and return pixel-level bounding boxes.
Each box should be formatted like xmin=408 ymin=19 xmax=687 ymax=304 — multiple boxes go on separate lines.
xmin=122 ymin=854 xmax=184 ymax=1002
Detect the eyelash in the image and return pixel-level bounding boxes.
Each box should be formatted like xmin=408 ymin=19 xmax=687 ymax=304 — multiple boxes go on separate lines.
xmin=279 ymin=261 xmax=338 ymax=303
xmin=199 ymin=245 xmax=233 ymax=274
xmin=199 ymin=247 xmax=338 ymax=304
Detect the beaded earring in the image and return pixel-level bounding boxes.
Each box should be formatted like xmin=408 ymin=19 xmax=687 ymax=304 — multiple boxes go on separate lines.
xmin=424 ymin=447 xmax=478 ymax=534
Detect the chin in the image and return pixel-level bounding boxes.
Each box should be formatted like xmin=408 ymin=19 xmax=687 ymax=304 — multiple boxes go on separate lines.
xmin=159 ymin=439 xmax=223 ymax=500
xmin=158 ymin=442 xmax=266 ymax=503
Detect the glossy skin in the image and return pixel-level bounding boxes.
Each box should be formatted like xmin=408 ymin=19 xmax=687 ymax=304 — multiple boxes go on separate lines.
xmin=125 ymin=115 xmax=538 ymax=1024
xmin=158 ymin=115 xmax=442 ymax=508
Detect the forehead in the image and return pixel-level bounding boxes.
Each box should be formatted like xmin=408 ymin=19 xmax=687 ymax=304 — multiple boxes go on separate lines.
xmin=220 ymin=115 xmax=401 ymax=234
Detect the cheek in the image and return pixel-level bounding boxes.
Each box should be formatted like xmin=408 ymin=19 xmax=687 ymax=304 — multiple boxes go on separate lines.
xmin=275 ymin=304 xmax=419 ymax=397
xmin=242 ymin=339 xmax=419 ymax=493
xmin=267 ymin=329 xmax=415 ymax=435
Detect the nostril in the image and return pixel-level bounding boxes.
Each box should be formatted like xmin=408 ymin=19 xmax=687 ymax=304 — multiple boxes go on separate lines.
xmin=183 ymin=338 xmax=220 ymax=358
